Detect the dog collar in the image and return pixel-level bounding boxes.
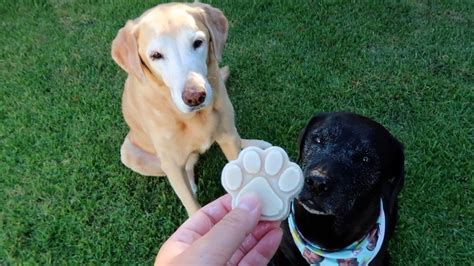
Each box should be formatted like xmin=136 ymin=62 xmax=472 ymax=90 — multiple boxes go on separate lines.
xmin=288 ymin=199 xmax=386 ymax=265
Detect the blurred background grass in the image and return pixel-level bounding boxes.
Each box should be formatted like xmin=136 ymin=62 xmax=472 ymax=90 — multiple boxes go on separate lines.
xmin=1 ymin=0 xmax=472 ymax=264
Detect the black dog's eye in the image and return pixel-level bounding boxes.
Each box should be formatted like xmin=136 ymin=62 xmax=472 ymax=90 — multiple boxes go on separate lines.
xmin=193 ymin=39 xmax=203 ymax=49
xmin=313 ymin=135 xmax=324 ymax=145
xmin=150 ymin=51 xmax=163 ymax=61
xmin=354 ymin=153 xmax=371 ymax=164
xmin=362 ymin=156 xmax=370 ymax=163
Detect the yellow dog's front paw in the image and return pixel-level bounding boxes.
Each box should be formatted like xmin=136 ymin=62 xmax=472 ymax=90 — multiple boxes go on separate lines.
xmin=221 ymin=146 xmax=304 ymax=221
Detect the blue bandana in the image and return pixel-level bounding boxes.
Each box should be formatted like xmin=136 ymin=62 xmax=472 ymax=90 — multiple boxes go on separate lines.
xmin=288 ymin=200 xmax=385 ymax=266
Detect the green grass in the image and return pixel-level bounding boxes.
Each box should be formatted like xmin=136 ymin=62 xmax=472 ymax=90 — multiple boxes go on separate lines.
xmin=1 ymin=0 xmax=472 ymax=264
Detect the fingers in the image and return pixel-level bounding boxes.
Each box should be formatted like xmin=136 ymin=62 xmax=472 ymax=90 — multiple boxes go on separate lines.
xmin=228 ymin=221 xmax=281 ymax=265
xmin=156 ymin=194 xmax=238 ymax=265
xmin=238 ymin=227 xmax=283 ymax=266
xmin=168 ymin=194 xmax=233 ymax=244
xmin=184 ymin=193 xmax=262 ymax=264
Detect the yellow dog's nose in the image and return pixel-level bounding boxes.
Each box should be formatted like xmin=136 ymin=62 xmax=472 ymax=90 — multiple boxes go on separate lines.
xmin=182 ymin=87 xmax=206 ymax=107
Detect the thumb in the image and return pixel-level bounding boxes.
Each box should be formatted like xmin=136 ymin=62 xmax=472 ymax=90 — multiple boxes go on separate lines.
xmin=187 ymin=193 xmax=261 ymax=264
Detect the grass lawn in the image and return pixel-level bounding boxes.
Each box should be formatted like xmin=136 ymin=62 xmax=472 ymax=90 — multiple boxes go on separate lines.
xmin=1 ymin=0 xmax=472 ymax=264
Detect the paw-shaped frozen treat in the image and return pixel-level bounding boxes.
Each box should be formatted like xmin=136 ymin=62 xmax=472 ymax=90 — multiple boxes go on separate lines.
xmin=221 ymin=146 xmax=304 ymax=221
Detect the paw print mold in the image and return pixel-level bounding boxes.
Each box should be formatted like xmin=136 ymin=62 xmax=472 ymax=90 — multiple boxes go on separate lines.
xmin=221 ymin=146 xmax=304 ymax=221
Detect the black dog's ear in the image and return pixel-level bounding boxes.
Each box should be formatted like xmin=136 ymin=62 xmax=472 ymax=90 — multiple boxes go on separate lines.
xmin=297 ymin=113 xmax=329 ymax=163
xmin=383 ymin=136 xmax=405 ymax=216
xmin=388 ymin=138 xmax=405 ymax=183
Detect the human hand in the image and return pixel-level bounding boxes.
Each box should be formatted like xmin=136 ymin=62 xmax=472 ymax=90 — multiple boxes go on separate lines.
xmin=155 ymin=193 xmax=283 ymax=265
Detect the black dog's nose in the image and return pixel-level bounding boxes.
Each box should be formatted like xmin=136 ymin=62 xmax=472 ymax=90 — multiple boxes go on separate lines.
xmin=305 ymin=176 xmax=328 ymax=194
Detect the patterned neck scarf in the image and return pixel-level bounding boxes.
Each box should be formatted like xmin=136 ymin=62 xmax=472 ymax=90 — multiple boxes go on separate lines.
xmin=288 ymin=200 xmax=385 ymax=266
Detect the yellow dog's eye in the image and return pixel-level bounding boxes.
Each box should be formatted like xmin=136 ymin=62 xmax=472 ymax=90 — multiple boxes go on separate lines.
xmin=193 ymin=39 xmax=203 ymax=49
xmin=150 ymin=51 xmax=163 ymax=60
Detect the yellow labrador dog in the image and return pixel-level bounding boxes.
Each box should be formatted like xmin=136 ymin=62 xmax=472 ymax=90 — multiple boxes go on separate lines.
xmin=111 ymin=3 xmax=269 ymax=216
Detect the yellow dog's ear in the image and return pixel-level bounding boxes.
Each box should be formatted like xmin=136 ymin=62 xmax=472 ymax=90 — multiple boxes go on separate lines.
xmin=111 ymin=21 xmax=145 ymax=82
xmin=192 ymin=3 xmax=228 ymax=62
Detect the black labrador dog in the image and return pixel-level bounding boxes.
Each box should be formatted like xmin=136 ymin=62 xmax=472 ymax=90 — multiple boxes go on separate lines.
xmin=271 ymin=112 xmax=404 ymax=265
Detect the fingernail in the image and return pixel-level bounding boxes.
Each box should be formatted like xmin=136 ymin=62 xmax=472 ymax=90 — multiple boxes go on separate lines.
xmin=237 ymin=192 xmax=260 ymax=212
